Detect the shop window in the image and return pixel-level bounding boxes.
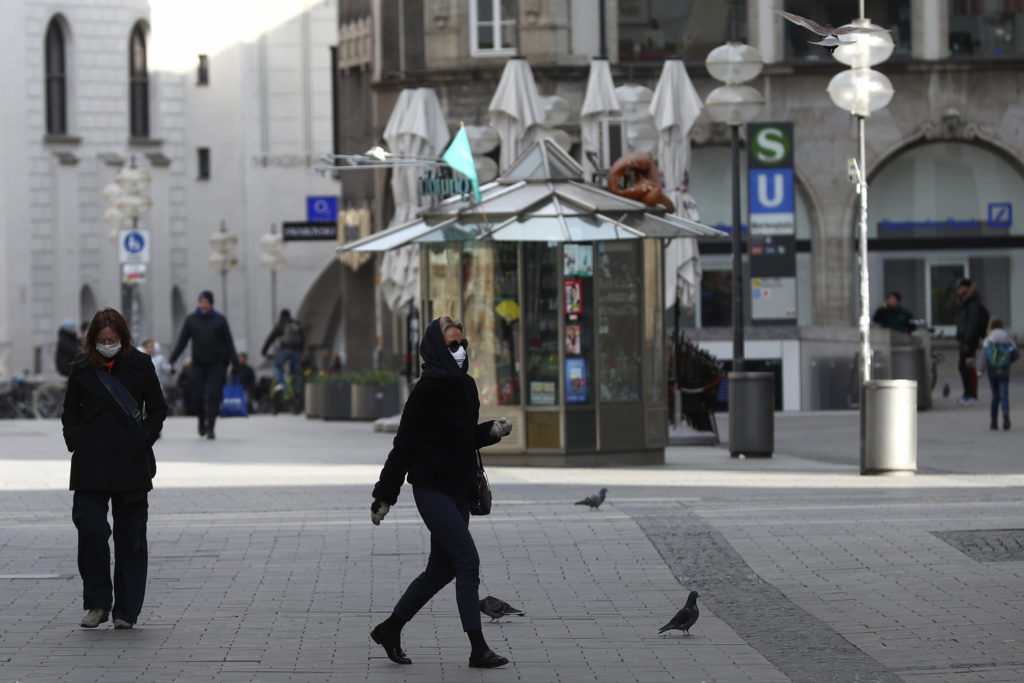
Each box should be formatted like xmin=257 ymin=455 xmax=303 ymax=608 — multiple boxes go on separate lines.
xmin=45 ymin=17 xmax=68 ymax=136
xmin=129 ymin=22 xmax=149 ymax=138
xmin=700 ymin=269 xmax=732 ymax=328
xmin=426 ymin=244 xmax=462 ymax=323
xmin=462 ymin=242 xmax=521 ymax=406
xmin=928 ymin=261 xmax=967 ymax=332
xmin=950 ymin=0 xmax=1024 ymax=58
xmin=596 ymin=241 xmax=642 ymax=401
xmin=783 ymin=0 xmax=910 ymax=63
xmin=524 ymin=242 xmax=559 ymax=405
xmin=618 ymin=0 xmax=735 ymax=63
xmin=470 ymin=0 xmax=517 ymax=56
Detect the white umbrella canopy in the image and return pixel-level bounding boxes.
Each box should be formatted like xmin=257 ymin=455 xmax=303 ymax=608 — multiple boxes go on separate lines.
xmin=580 ymin=58 xmax=621 ymax=183
xmin=487 ymin=58 xmax=544 ymax=172
xmin=379 ymin=87 xmax=451 ymax=312
xmin=650 ymin=58 xmax=704 ymax=313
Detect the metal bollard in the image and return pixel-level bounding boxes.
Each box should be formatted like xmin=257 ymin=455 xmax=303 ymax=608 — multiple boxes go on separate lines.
xmin=860 ymin=379 xmax=917 ymax=475
xmin=728 ymin=371 xmax=774 ymax=458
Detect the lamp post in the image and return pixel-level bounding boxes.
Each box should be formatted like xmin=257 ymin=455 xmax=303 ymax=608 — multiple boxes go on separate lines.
xmin=208 ymin=220 xmax=239 ymax=316
xmin=826 ymin=11 xmax=895 ymax=385
xmin=103 ymin=156 xmax=151 ymax=331
xmin=259 ymin=223 xmax=286 ymax=324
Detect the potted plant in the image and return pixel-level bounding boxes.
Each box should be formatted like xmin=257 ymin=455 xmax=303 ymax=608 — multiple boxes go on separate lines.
xmin=350 ymin=369 xmax=402 ymax=419
xmin=304 ymin=369 xmax=326 ymax=419
xmin=322 ymin=371 xmax=353 ymax=420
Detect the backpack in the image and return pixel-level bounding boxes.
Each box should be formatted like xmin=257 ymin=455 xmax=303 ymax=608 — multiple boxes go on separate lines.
xmin=281 ymin=320 xmax=302 ymax=348
xmin=985 ymin=342 xmax=1016 ymax=370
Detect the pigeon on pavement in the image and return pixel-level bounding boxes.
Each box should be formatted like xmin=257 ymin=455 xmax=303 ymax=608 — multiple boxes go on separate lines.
xmin=574 ymin=488 xmax=607 ymax=510
xmin=777 ymin=10 xmax=889 ymax=52
xmin=658 ymin=591 xmax=700 ymax=636
xmin=479 ymin=596 xmax=525 ymax=622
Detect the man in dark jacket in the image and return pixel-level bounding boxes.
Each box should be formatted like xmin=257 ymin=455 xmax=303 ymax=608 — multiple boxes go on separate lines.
xmin=954 ymin=277 xmax=989 ymax=404
xmin=168 ymin=290 xmax=239 ymax=439
xmin=56 ymin=319 xmax=80 ymax=376
xmin=261 ymin=309 xmax=304 ymax=394
xmin=872 ymin=292 xmax=915 ymax=334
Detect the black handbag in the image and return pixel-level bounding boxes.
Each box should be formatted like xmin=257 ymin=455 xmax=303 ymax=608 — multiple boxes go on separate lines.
xmin=470 ymin=450 xmax=492 ymax=516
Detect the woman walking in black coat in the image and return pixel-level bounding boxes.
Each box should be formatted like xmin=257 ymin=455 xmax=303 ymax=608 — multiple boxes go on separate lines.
xmin=61 ymin=308 xmax=167 ymax=629
xmin=369 ymin=316 xmax=514 ymax=669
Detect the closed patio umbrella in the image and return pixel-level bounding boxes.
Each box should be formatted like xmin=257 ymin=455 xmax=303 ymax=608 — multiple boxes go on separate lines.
xmin=487 ymin=57 xmax=544 ymax=173
xmin=580 ymin=58 xmax=621 ymax=184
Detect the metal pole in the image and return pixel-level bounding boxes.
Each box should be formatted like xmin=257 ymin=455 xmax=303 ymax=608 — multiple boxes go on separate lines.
xmin=731 ymin=123 xmax=744 ymax=372
xmin=221 ymin=269 xmax=228 ymax=317
xmin=271 ymin=270 xmax=278 ymax=326
xmin=857 ymin=114 xmax=871 ymax=382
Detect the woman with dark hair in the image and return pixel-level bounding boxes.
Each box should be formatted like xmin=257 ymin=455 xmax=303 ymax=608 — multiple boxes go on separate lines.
xmin=61 ymin=308 xmax=167 ymax=629
xmin=369 ymin=315 xmax=514 ymax=669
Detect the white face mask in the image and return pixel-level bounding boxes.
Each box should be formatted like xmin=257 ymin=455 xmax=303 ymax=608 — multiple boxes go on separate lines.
xmin=450 ymin=346 xmax=467 ymax=367
xmin=96 ymin=342 xmax=121 ymax=359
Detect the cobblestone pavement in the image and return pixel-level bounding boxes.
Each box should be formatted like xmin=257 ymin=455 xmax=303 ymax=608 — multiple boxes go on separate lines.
xmin=2 ymin=402 xmax=1023 ymax=682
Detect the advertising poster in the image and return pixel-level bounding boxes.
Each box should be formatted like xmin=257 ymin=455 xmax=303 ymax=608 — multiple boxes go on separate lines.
xmin=530 ymin=381 xmax=556 ymax=405
xmin=564 ymin=279 xmax=582 ymax=315
xmin=566 ymin=358 xmax=587 ymax=403
xmin=563 ymin=244 xmax=594 ymax=277
xmin=565 ymin=324 xmax=581 ymax=355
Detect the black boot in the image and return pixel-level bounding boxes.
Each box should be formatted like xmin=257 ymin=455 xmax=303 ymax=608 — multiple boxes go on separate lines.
xmin=370 ymin=615 xmax=411 ymax=664
xmin=1005 ymin=413 xmax=1011 ymax=430
xmin=197 ymin=411 xmax=206 ymax=437
xmin=467 ymin=628 xmax=509 ymax=668
xmin=991 ymin=418 xmax=999 ymax=430
xmin=206 ymin=413 xmax=216 ymax=440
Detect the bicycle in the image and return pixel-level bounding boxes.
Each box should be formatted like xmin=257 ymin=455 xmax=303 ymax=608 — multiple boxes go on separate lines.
xmin=267 ymin=358 xmax=304 ymax=415
xmin=32 ymin=380 xmax=66 ymax=419
xmin=0 ymin=376 xmax=36 ymax=419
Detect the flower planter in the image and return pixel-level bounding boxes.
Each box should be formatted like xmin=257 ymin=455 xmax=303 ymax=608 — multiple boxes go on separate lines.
xmin=351 ymin=383 xmax=400 ymax=420
xmin=304 ymin=383 xmax=325 ymax=419
xmin=322 ymin=382 xmax=352 ymax=420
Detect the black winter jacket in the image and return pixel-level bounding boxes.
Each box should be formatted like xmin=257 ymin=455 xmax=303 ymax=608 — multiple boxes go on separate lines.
xmin=954 ymin=284 xmax=989 ymax=350
xmin=61 ymin=348 xmax=168 ymax=492
xmin=168 ymin=308 xmax=239 ymax=369
xmin=55 ymin=328 xmax=79 ymax=376
xmin=373 ymin=319 xmax=500 ymax=504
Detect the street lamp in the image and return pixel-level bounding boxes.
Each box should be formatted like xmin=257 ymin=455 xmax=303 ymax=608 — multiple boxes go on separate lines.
xmin=103 ymin=156 xmax=151 ymax=330
xmin=209 ymin=220 xmax=238 ymax=316
xmin=704 ymin=41 xmax=764 ymax=372
xmin=259 ymin=223 xmax=286 ymax=324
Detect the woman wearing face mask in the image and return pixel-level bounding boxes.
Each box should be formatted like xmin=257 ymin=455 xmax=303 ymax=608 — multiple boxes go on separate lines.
xmin=61 ymin=308 xmax=167 ymax=630
xmin=369 ymin=315 xmax=514 ymax=669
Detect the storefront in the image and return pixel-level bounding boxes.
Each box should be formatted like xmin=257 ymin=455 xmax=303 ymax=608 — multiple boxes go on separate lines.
xmin=343 ymin=139 xmax=724 ymax=464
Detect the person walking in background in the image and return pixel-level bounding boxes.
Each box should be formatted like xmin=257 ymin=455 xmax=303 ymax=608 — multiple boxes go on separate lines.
xmin=979 ymin=317 xmax=1018 ymax=430
xmin=261 ymin=309 xmax=305 ymax=394
xmin=168 ymin=290 xmax=239 ymax=440
xmin=138 ymin=339 xmax=171 ymax=392
xmin=60 ymin=308 xmax=167 ymax=629
xmin=369 ymin=316 xmax=514 ymax=669
xmin=872 ymin=292 xmax=915 ymax=333
xmin=235 ymin=352 xmax=257 ymax=413
xmin=954 ymin=277 xmax=989 ymax=405
xmin=56 ymin=319 xmax=80 ymax=377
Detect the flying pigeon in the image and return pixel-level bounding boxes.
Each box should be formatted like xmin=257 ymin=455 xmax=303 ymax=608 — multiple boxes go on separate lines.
xmin=574 ymin=488 xmax=607 ymax=510
xmin=658 ymin=591 xmax=700 ymax=636
xmin=777 ymin=10 xmax=888 ymax=52
xmin=479 ymin=596 xmax=525 ymax=622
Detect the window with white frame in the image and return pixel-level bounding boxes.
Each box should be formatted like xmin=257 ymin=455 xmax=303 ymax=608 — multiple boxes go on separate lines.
xmin=470 ymin=0 xmax=517 ymax=56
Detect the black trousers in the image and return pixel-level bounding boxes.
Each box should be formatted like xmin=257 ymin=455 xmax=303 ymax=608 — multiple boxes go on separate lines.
xmin=393 ymin=486 xmax=482 ymax=631
xmin=958 ymin=345 xmax=979 ymax=399
xmin=72 ymin=491 xmax=148 ymax=623
xmin=191 ymin=362 xmax=227 ymax=420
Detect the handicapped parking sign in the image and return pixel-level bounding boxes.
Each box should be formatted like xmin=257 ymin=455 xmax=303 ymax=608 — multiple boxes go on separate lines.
xmin=118 ymin=229 xmax=151 ymax=263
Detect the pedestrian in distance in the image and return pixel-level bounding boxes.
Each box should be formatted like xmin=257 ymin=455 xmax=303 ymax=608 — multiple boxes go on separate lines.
xmin=260 ymin=309 xmax=304 ymax=395
xmin=235 ymin=352 xmax=257 ymax=412
xmin=60 ymin=307 xmax=167 ymax=629
xmin=167 ymin=290 xmax=239 ymax=440
xmin=978 ymin=316 xmax=1019 ymax=431
xmin=953 ymin=277 xmax=989 ymax=405
xmin=872 ymin=291 xmax=916 ymax=334
xmin=55 ymin=319 xmax=80 ymax=377
xmin=369 ymin=315 xmax=514 ymax=669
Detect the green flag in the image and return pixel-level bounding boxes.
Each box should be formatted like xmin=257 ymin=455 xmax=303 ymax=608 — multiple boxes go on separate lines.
xmin=442 ymin=125 xmax=481 ymax=202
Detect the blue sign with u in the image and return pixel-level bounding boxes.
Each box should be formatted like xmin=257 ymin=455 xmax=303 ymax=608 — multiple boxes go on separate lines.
xmin=748 ymin=169 xmax=794 ymax=214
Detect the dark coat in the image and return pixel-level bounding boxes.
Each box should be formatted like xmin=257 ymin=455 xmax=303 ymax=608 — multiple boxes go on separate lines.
xmin=168 ymin=308 xmax=239 ymax=369
xmin=61 ymin=348 xmax=168 ymax=492
xmin=373 ymin=319 xmax=499 ymax=505
xmin=954 ymin=283 xmax=989 ymax=350
xmin=55 ymin=328 xmax=79 ymax=376
xmin=261 ymin=318 xmax=304 ymax=356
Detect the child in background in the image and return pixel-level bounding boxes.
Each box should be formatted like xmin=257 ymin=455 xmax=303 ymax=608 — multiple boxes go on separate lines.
xmin=979 ymin=317 xmax=1019 ymax=431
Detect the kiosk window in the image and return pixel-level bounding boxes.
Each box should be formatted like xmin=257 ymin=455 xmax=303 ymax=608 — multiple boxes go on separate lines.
xmin=524 ymin=243 xmax=560 ymax=405
xmin=462 ymin=243 xmax=521 ymax=406
xmin=597 ymin=241 xmax=642 ymax=402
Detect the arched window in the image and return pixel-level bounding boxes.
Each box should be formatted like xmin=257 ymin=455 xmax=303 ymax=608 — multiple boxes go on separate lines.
xmin=45 ymin=17 xmax=67 ymax=135
xmin=129 ymin=22 xmax=149 ymax=138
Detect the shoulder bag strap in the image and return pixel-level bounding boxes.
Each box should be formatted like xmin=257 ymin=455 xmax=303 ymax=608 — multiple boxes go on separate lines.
xmin=94 ymin=367 xmax=144 ymax=426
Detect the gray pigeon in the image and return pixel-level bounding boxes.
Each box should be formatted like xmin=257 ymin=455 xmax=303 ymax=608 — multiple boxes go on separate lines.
xmin=777 ymin=10 xmax=889 ymax=52
xmin=479 ymin=596 xmax=525 ymax=622
xmin=658 ymin=591 xmax=699 ymax=636
xmin=574 ymin=488 xmax=607 ymax=510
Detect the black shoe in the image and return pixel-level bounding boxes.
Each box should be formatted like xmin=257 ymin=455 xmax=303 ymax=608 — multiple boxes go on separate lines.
xmin=371 ymin=624 xmax=411 ymax=665
xmin=206 ymin=416 xmax=216 ymax=440
xmin=198 ymin=420 xmax=206 ymax=437
xmin=1005 ymin=414 xmax=1011 ymax=430
xmin=469 ymin=649 xmax=509 ymax=668
xmin=991 ymin=419 xmax=999 ymax=430
xmin=206 ymin=427 xmax=215 ymax=440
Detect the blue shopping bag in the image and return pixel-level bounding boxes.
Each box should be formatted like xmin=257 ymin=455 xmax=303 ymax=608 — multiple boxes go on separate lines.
xmin=220 ymin=379 xmax=249 ymax=417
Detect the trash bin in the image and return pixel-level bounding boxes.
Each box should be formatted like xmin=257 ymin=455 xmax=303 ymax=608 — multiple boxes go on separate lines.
xmin=891 ymin=345 xmax=931 ymax=411
xmin=728 ymin=371 xmax=774 ymax=458
xmin=860 ymin=379 xmax=917 ymax=475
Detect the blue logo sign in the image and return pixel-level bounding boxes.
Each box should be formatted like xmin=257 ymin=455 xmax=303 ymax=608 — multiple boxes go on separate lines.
xmin=988 ymin=202 xmax=1012 ymax=228
xmin=123 ymin=230 xmax=146 ymax=254
xmin=749 ymin=169 xmax=794 ymax=214
xmin=307 ymin=196 xmax=338 ymax=222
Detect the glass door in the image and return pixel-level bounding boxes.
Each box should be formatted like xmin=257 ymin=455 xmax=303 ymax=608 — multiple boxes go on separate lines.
xmin=927 ymin=261 xmax=967 ymax=336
